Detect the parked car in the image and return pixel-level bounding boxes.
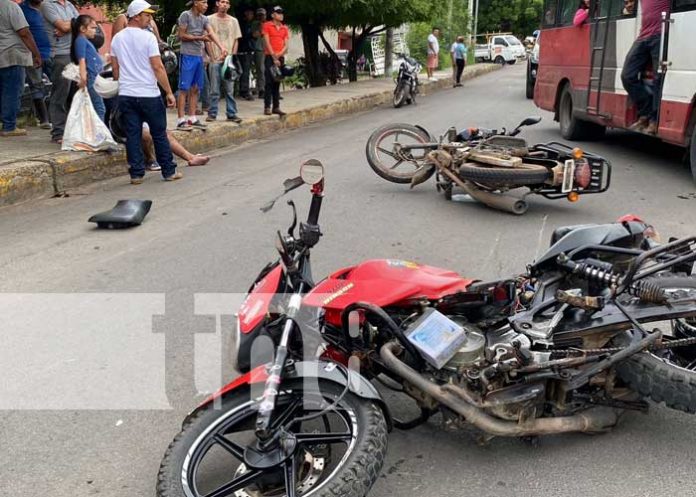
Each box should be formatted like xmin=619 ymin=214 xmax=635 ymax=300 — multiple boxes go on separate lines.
xmin=526 ymin=32 xmax=540 ymax=99
xmin=474 ymin=33 xmax=526 ymax=65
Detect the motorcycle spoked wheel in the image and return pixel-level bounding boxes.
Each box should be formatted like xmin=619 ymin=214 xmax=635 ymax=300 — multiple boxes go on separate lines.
xmin=157 ymin=380 xmax=388 ymax=497
xmin=614 ymin=277 xmax=696 ymax=414
xmin=365 ymin=123 xmax=435 ymax=184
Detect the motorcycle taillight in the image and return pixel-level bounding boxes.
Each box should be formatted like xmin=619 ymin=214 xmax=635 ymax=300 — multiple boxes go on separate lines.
xmin=574 ymin=159 xmax=592 ymax=189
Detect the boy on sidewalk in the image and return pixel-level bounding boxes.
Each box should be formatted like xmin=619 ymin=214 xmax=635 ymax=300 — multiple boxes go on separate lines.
xmin=176 ymin=0 xmax=226 ymax=130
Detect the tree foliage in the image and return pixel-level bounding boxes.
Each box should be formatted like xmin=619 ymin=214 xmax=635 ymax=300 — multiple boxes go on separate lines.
xmin=476 ymin=0 xmax=543 ymax=38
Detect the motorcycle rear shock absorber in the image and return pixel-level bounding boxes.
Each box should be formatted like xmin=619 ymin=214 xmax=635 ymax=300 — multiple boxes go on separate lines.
xmin=556 ymin=254 xmax=667 ymax=304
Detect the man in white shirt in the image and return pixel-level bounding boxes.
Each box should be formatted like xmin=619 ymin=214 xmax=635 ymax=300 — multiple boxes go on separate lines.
xmin=111 ymin=0 xmax=181 ymax=184
xmin=426 ymin=27 xmax=440 ymax=80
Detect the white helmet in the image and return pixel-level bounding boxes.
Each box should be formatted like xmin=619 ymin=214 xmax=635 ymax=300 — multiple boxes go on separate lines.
xmin=94 ymin=75 xmax=119 ymax=99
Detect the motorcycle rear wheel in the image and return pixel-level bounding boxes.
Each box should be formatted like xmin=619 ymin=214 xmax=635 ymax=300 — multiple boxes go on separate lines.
xmin=366 ymin=123 xmax=435 ymax=184
xmin=457 ymin=162 xmax=550 ymax=186
xmin=615 ymin=277 xmax=696 ymax=414
xmin=157 ymin=380 xmax=388 ymax=497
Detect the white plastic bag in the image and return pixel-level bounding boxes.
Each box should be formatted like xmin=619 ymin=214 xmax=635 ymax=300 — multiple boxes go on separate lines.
xmin=62 ymin=88 xmax=118 ymax=152
xmin=61 ymin=62 xmax=80 ymax=83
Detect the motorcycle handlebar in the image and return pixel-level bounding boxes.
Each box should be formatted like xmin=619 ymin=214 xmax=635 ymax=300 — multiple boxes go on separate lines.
xmin=307 ymin=193 xmax=323 ymax=225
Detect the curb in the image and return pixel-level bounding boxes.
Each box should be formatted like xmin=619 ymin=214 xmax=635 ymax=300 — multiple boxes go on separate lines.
xmin=0 ymin=63 xmax=501 ymax=208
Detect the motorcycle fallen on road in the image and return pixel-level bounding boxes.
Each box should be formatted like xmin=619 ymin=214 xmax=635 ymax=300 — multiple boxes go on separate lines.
xmin=158 ymin=162 xmax=696 ymax=497
xmin=366 ymin=117 xmax=612 ymax=214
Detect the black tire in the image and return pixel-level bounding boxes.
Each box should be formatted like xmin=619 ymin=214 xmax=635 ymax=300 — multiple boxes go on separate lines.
xmin=494 ymin=56 xmax=505 ymax=65
xmin=157 ymin=380 xmax=388 ymax=497
xmin=689 ymin=123 xmax=696 ymax=183
xmin=525 ymin=65 xmax=535 ymax=99
xmin=558 ymin=85 xmax=606 ymax=141
xmin=393 ymin=82 xmax=406 ymax=108
xmin=615 ymin=277 xmax=696 ymax=413
xmin=507 ymin=59 xmax=517 ymax=65
xmin=366 ymin=123 xmax=435 ymax=184
xmin=457 ymin=163 xmax=551 ymax=186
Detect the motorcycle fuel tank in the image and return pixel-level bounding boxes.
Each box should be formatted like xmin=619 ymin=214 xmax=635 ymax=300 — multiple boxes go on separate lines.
xmin=303 ymin=259 xmax=475 ymax=316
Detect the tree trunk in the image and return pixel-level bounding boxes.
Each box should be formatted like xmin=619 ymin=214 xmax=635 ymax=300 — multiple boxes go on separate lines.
xmin=347 ymin=28 xmax=360 ymax=82
xmin=384 ymin=28 xmax=394 ymax=77
xmin=301 ymin=22 xmax=327 ymax=87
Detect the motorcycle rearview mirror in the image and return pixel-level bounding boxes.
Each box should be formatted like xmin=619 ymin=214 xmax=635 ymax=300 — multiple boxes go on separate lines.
xmin=299 ymin=159 xmax=325 ymax=186
xmin=509 ymin=116 xmax=542 ymax=136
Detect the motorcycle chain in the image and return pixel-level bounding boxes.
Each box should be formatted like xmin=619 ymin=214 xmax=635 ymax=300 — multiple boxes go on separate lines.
xmin=550 ymin=335 xmax=696 ymax=356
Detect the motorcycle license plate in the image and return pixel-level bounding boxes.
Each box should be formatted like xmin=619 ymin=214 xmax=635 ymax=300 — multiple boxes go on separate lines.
xmin=561 ymin=159 xmax=576 ymax=193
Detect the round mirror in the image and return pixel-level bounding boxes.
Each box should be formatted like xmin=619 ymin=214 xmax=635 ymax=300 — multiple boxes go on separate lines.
xmin=300 ymin=159 xmax=325 ymax=185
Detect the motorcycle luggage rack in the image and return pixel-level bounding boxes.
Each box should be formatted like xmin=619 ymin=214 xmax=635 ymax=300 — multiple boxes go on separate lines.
xmin=618 ymin=236 xmax=696 ymax=293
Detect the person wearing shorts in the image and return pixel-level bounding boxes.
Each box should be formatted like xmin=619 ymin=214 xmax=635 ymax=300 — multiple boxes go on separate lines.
xmin=176 ymin=0 xmax=226 ymax=130
xmin=426 ymin=27 xmax=440 ymax=80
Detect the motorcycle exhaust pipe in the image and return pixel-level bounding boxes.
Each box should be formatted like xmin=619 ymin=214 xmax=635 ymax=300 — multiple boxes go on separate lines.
xmin=436 ymin=167 xmax=529 ymax=215
xmin=380 ymin=341 xmax=618 ymax=437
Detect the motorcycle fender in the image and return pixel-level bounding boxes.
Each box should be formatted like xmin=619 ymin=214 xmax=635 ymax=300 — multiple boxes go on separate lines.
xmin=184 ymin=361 xmax=392 ymax=430
xmin=414 ymin=124 xmax=434 ymax=141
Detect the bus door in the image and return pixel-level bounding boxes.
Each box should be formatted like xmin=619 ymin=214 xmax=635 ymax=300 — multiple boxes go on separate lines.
xmin=657 ymin=0 xmax=696 ymax=144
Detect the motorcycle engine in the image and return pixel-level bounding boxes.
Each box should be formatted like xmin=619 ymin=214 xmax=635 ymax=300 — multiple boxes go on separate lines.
xmin=442 ymin=320 xmax=486 ymax=372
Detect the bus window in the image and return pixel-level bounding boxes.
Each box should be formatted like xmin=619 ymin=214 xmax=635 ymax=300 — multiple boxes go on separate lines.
xmin=543 ymin=0 xmax=559 ymax=26
xmin=592 ymin=0 xmax=630 ymax=18
xmin=559 ymin=0 xmax=578 ymax=25
xmin=673 ymin=0 xmax=696 ymax=10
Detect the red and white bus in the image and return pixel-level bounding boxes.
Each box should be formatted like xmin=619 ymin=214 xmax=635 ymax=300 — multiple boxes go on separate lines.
xmin=533 ymin=0 xmax=696 ymax=179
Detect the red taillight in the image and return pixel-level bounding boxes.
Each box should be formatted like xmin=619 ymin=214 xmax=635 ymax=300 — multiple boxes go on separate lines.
xmin=574 ymin=160 xmax=592 ymax=189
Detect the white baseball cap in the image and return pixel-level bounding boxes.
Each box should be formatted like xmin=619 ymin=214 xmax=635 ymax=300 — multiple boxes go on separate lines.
xmin=127 ymin=0 xmax=159 ymax=18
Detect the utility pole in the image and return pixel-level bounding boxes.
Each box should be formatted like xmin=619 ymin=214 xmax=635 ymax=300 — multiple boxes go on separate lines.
xmin=473 ymin=0 xmax=480 ymax=47
xmin=384 ymin=28 xmax=394 ymax=76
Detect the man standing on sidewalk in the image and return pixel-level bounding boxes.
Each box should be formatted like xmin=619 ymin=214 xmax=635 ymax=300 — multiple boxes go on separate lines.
xmin=20 ymin=0 xmax=51 ymax=129
xmin=176 ymin=0 xmax=227 ymax=130
xmin=40 ymin=0 xmax=78 ymax=143
xmin=251 ymin=8 xmax=266 ymax=99
xmin=262 ymin=5 xmax=288 ymax=116
xmin=426 ymin=27 xmax=440 ymax=80
xmin=0 ymin=0 xmax=42 ymax=137
xmin=111 ymin=0 xmax=181 ymax=184
xmin=237 ymin=7 xmax=254 ymax=100
xmin=206 ymin=0 xmax=242 ymax=123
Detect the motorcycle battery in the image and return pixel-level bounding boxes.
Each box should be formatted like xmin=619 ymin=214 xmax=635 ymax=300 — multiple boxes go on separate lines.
xmin=405 ymin=308 xmax=468 ymax=369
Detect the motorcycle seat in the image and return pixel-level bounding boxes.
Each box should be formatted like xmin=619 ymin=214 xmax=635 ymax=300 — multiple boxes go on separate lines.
xmin=88 ymin=200 xmax=152 ymax=229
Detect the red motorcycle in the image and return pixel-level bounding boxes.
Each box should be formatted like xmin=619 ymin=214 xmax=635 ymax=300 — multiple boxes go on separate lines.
xmin=158 ymin=161 xmax=696 ymax=497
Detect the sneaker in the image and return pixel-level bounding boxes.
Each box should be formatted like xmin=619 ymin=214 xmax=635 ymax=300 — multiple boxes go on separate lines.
xmin=145 ymin=162 xmax=161 ymax=172
xmin=645 ymin=121 xmax=658 ymax=135
xmin=272 ymin=108 xmax=286 ymax=117
xmin=227 ymin=115 xmax=243 ymax=124
xmin=164 ymin=171 xmax=183 ymax=182
xmin=50 ymin=136 xmax=63 ymax=144
xmin=0 ymin=128 xmax=27 ymax=137
xmin=205 ymin=116 xmax=217 ymax=122
xmin=130 ymin=177 xmax=144 ymax=185
xmin=190 ymin=119 xmax=207 ymax=129
xmin=264 ymin=108 xmax=272 ymax=116
xmin=39 ymin=122 xmax=52 ymax=130
xmin=628 ymin=117 xmax=649 ymax=132
xmin=177 ymin=121 xmax=193 ymax=131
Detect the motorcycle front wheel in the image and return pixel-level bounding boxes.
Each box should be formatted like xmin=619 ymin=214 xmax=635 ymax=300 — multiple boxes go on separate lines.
xmin=615 ymin=276 xmax=696 ymax=414
xmin=365 ymin=123 xmax=435 ymax=184
xmin=157 ymin=380 xmax=388 ymax=497
xmin=393 ymin=82 xmax=407 ymax=108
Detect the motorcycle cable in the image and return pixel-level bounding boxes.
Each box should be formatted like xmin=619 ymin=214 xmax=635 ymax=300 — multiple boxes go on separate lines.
xmin=289 ymin=361 xmax=352 ymax=423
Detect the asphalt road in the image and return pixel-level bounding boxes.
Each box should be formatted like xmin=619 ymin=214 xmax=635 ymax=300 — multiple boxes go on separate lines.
xmin=2 ymin=64 xmax=696 ymax=497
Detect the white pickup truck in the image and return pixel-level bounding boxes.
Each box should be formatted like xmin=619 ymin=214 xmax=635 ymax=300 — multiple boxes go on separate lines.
xmin=474 ymin=34 xmax=526 ymax=65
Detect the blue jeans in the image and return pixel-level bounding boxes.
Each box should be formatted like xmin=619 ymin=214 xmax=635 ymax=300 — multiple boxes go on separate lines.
xmin=0 ymin=65 xmax=26 ymax=131
xmin=87 ymin=75 xmax=105 ymax=123
xmin=621 ymin=34 xmax=662 ymax=122
xmin=118 ymin=95 xmax=176 ymax=179
xmin=208 ymin=62 xmax=238 ymax=118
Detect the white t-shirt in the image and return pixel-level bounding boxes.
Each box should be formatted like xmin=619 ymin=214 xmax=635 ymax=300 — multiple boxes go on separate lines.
xmin=427 ymin=33 xmax=439 ymax=55
xmin=111 ymin=27 xmax=160 ymax=98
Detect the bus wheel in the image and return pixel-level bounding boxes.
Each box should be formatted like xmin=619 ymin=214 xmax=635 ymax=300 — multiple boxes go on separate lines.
xmin=690 ymin=125 xmax=696 ymax=183
xmin=558 ymin=86 xmax=605 ymax=141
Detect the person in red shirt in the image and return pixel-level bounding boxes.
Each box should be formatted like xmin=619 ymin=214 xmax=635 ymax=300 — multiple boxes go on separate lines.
xmin=620 ymin=0 xmax=670 ymax=135
xmin=262 ymin=5 xmax=289 ymax=116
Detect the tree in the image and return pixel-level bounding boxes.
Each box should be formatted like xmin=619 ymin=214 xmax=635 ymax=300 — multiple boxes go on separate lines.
xmin=476 ymin=0 xmax=543 ymax=38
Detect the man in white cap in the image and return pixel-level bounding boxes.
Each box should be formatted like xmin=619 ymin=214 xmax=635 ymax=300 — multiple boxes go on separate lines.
xmin=111 ymin=0 xmax=182 ymax=184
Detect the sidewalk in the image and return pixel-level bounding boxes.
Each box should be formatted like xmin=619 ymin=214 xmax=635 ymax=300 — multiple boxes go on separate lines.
xmin=0 ymin=64 xmax=500 ymax=208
